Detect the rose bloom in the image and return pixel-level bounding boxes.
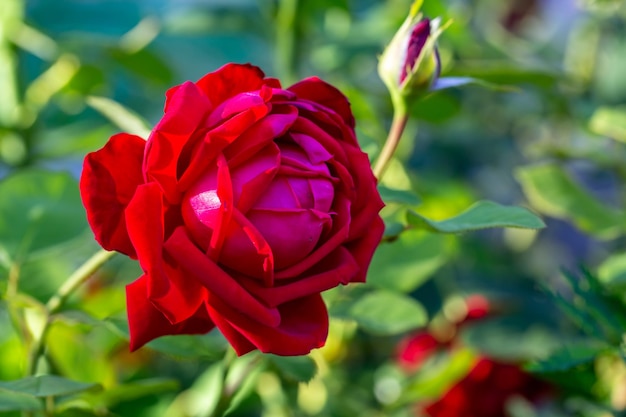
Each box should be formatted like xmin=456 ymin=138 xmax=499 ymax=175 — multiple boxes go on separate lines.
xmin=80 ymin=63 xmax=384 ymax=356
xmin=398 ymin=296 xmax=552 ymax=417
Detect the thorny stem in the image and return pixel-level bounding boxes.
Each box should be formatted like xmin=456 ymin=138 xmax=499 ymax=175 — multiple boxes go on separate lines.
xmin=27 ymin=249 xmax=116 ymax=376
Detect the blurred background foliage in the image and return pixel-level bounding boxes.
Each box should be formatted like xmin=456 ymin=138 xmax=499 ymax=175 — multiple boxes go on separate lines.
xmin=2 ymin=0 xmax=626 ymax=416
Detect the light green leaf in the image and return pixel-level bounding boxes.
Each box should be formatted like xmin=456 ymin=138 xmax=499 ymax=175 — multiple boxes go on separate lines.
xmin=268 ymin=355 xmax=317 ymax=384
xmin=598 ymin=253 xmax=626 ymax=291
xmin=589 ymin=106 xmax=626 ymax=143
xmin=406 ymin=200 xmax=545 ymax=233
xmin=0 ymin=375 xmax=99 ymax=398
xmin=0 ymin=170 xmax=88 ymax=260
xmin=0 ymin=389 xmax=41 ymax=412
xmin=349 ymin=290 xmax=427 ymax=335
xmin=516 ymin=164 xmax=623 ymax=239
xmin=400 ymin=348 xmax=477 ymax=404
xmin=167 ymin=362 xmax=224 ymax=417
xmin=86 ymin=96 xmax=151 ymax=139
xmin=368 ymin=230 xmax=453 ymax=292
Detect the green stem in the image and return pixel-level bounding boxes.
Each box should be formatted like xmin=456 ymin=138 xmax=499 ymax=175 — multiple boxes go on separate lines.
xmin=372 ymin=109 xmax=409 ymax=180
xmin=275 ymin=0 xmax=299 ymax=85
xmin=27 ymin=249 xmax=115 ymax=376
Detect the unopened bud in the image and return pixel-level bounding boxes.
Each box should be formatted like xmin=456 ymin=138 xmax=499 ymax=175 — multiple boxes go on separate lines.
xmin=378 ymin=1 xmax=445 ymax=110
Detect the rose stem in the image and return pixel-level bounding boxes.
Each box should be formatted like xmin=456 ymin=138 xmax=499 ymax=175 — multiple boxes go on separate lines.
xmin=373 ymin=109 xmax=409 ymax=180
xmin=27 ymin=249 xmax=116 ymax=376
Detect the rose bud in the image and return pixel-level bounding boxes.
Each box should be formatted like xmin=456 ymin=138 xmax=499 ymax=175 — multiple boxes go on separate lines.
xmin=80 ymin=63 xmax=384 ymax=356
xmin=378 ymin=1 xmax=444 ymax=107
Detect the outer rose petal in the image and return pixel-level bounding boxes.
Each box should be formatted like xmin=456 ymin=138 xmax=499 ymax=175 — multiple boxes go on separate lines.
xmin=125 ymin=182 xmax=209 ymax=324
xmin=196 ymin=63 xmax=274 ymax=106
xmin=288 ymin=77 xmax=356 ymax=128
xmin=80 ymin=133 xmax=145 ymax=258
xmin=126 ymin=276 xmax=214 ymax=351
xmin=207 ymin=293 xmax=328 ymax=356
xmin=143 ymin=81 xmax=212 ymax=202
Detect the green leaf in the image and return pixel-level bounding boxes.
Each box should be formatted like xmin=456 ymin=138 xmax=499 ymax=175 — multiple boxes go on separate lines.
xmin=589 ymin=106 xmax=626 ymax=143
xmin=86 ymin=378 xmax=179 ymax=408
xmin=406 ymin=200 xmax=545 ymax=234
xmin=0 ymin=375 xmax=99 ymax=398
xmin=368 ymin=230 xmax=452 ymax=292
xmin=525 ymin=343 xmax=611 ymax=373
xmin=378 ymin=185 xmax=421 ymax=206
xmin=268 ymin=355 xmax=317 ymax=384
xmin=431 ymin=76 xmax=515 ymax=92
xmin=0 ymin=170 xmax=88 ymax=260
xmin=86 ymin=96 xmax=151 ymax=139
xmin=516 ymin=164 xmax=623 ymax=239
xmin=104 ymin=317 xmax=228 ymax=359
xmin=598 ymin=253 xmax=626 ymax=291
xmin=167 ymin=362 xmax=224 ymax=417
xmin=0 ymin=388 xmax=41 ymax=412
xmin=349 ymin=290 xmax=427 ymax=335
xmin=400 ymin=348 xmax=477 ymax=405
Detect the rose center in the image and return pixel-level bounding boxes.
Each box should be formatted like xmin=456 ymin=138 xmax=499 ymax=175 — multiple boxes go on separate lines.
xmin=181 ymin=140 xmax=335 ymax=278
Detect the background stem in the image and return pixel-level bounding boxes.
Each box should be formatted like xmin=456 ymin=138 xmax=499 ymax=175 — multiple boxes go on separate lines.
xmin=27 ymin=249 xmax=115 ymax=376
xmin=275 ymin=0 xmax=299 ymax=85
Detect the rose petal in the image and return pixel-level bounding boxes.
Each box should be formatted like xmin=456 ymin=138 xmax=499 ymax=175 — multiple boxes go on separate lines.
xmin=275 ymin=194 xmax=351 ymax=279
xmin=288 ymin=77 xmax=355 ymax=129
xmin=343 ymin=145 xmax=385 ymax=240
xmin=345 ymin=214 xmax=385 ymax=282
xmin=230 ymin=143 xmax=280 ymax=213
xmin=207 ymin=292 xmax=328 ymax=356
xmin=143 ymin=81 xmax=211 ymax=202
xmin=125 ymin=182 xmax=209 ymax=323
xmin=224 ymin=105 xmax=298 ymax=169
xmin=126 ymin=276 xmax=214 ymax=351
xmin=196 ymin=63 xmax=272 ymax=106
xmin=240 ymin=246 xmax=358 ymax=307
xmin=164 ymin=226 xmax=280 ymax=326
xmin=291 ymin=117 xmax=348 ymax=166
xmin=177 ymin=102 xmax=271 ymax=192
xmin=80 ymin=133 xmax=145 ymax=258
xmin=246 ymin=208 xmax=331 ymax=270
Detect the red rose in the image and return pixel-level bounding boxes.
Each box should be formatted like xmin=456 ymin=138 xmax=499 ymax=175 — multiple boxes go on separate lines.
xmin=397 ymin=296 xmax=553 ymax=417
xmin=80 ymin=63 xmax=384 ymax=356
xmin=423 ymin=359 xmax=551 ymax=417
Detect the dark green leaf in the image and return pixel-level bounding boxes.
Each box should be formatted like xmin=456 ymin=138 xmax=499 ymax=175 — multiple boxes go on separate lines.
xmin=108 ymin=47 xmax=174 ymax=86
xmin=88 ymin=378 xmax=179 ymax=407
xmin=525 ymin=343 xmax=611 ymax=373
xmin=268 ymin=355 xmax=317 ymax=384
xmin=516 ymin=164 xmax=623 ymax=238
xmin=0 ymin=375 xmax=99 ymax=398
xmin=0 ymin=170 xmax=88 ymax=260
xmin=104 ymin=317 xmax=227 ymax=359
xmin=406 ymin=200 xmax=545 ymax=233
xmin=349 ymin=290 xmax=427 ymax=335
